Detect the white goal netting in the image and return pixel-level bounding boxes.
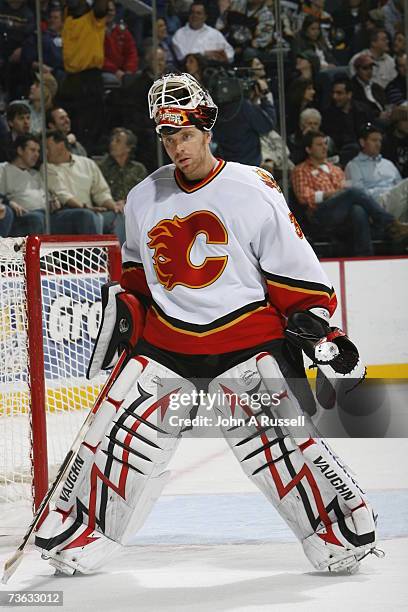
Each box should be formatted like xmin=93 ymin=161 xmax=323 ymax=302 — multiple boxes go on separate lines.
xmin=0 ymin=237 xmax=119 ymax=532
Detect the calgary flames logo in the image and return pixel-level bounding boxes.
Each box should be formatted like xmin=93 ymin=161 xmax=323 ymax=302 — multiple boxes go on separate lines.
xmin=255 ymin=167 xmax=282 ymax=192
xmin=147 ymin=211 xmax=228 ymax=291
xmin=289 ymin=212 xmax=304 ymax=239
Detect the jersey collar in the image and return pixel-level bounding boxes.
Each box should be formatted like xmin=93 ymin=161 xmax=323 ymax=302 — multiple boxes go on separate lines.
xmin=174 ymin=158 xmax=226 ymax=194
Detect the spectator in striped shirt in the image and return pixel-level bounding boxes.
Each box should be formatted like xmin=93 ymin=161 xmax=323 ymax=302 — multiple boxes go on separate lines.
xmin=385 ymin=54 xmax=407 ymax=107
xmin=291 ymin=130 xmax=408 ymax=255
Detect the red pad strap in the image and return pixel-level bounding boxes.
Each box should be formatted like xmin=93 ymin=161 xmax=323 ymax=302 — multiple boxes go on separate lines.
xmin=116 ymin=292 xmax=146 ymax=347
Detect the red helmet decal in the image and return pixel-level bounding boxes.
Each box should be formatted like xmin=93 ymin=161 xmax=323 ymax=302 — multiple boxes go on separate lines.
xmin=156 ymin=105 xmax=217 ymax=131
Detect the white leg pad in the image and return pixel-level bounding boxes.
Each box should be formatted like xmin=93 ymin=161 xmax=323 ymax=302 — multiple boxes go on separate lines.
xmin=209 ymin=352 xmax=377 ymax=573
xmin=38 ymin=514 xmax=122 ymax=575
xmin=36 ymin=356 xmax=195 ymax=574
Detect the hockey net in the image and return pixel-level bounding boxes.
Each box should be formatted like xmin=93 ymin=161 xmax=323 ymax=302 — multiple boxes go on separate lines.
xmin=0 ymin=236 xmax=121 ymax=532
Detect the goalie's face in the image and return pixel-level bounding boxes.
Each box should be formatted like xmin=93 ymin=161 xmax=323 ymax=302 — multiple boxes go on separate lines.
xmin=161 ymin=126 xmax=213 ymax=180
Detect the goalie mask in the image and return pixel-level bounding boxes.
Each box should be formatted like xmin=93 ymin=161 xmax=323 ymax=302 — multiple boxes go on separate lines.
xmin=148 ymin=73 xmax=218 ymax=134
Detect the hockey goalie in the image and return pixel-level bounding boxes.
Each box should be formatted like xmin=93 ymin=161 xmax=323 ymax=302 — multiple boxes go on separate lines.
xmin=35 ymin=73 xmax=380 ymax=576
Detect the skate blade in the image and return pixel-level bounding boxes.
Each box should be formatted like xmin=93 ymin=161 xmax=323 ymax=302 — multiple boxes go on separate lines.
xmin=42 ymin=554 xmax=76 ymax=576
xmin=329 ymin=555 xmax=359 ymax=574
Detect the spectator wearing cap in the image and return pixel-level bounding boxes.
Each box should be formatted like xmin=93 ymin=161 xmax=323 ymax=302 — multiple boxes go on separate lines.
xmin=27 ymin=72 xmax=58 ymax=133
xmin=349 ymin=29 xmax=397 ymax=89
xmin=0 ymin=101 xmax=31 ymax=162
xmin=382 ymin=106 xmax=408 ymax=177
xmin=292 ymin=130 xmax=408 ymax=254
xmin=385 ymin=53 xmax=407 ymax=107
xmin=345 ymin=123 xmax=408 ymax=222
xmin=172 ymin=1 xmax=234 ymax=63
xmin=351 ymin=53 xmax=388 ymax=120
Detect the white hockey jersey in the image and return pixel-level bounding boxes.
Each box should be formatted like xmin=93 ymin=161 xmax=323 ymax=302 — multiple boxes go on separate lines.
xmin=121 ymin=160 xmax=336 ymax=354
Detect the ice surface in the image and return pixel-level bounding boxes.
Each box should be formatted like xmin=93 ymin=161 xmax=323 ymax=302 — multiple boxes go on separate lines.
xmin=0 ymin=534 xmax=406 ymax=611
xmin=1 ymin=437 xmax=407 ymax=611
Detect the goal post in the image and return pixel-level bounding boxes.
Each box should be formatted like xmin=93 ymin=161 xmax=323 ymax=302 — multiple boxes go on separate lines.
xmin=0 ymin=235 xmax=121 ymax=528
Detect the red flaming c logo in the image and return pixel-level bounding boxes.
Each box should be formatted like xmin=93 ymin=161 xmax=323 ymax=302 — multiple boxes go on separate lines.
xmin=147 ymin=211 xmax=228 ymax=291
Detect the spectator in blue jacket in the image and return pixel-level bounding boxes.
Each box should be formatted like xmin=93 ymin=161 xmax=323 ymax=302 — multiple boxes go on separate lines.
xmin=21 ymin=6 xmax=65 ymax=82
xmin=345 ymin=123 xmax=408 ymax=221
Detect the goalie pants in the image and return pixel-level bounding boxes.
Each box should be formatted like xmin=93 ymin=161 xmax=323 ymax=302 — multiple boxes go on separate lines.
xmin=35 ymin=339 xmax=376 ymax=574
xmin=136 ymin=338 xmax=317 ymax=416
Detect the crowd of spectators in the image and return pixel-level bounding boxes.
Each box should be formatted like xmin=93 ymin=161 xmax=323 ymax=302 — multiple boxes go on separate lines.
xmin=1 ymin=0 xmax=408 ymax=256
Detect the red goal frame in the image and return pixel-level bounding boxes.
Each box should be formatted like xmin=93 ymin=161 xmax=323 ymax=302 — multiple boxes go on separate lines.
xmin=24 ymin=235 xmax=122 ymax=511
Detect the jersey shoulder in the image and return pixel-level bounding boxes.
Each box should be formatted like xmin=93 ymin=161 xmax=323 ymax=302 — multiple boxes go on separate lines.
xmin=221 ymin=162 xmax=286 ymax=216
xmin=222 ymin=161 xmax=283 ymax=196
xmin=126 ymin=164 xmax=175 ymax=204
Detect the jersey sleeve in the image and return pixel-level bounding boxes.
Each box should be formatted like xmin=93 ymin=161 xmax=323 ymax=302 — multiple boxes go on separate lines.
xmin=252 ymin=184 xmax=337 ymax=318
xmin=120 ymin=195 xmax=151 ymax=302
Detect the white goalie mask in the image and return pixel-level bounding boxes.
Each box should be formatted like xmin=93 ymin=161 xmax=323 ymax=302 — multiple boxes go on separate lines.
xmin=148 ymin=73 xmax=218 ymax=134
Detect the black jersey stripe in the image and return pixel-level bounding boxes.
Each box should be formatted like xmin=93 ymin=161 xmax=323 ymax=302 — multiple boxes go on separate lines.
xmin=122 ymin=260 xmax=144 ymax=270
xmin=261 ymin=270 xmax=335 ymax=297
xmin=151 ymin=297 xmax=268 ymax=334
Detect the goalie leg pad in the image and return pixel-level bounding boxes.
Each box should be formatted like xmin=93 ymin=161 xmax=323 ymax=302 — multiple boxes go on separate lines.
xmin=36 ymin=356 xmax=196 ymax=575
xmin=209 ymin=352 xmax=377 ymax=573
xmin=55 ymin=356 xmax=147 ymax=512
